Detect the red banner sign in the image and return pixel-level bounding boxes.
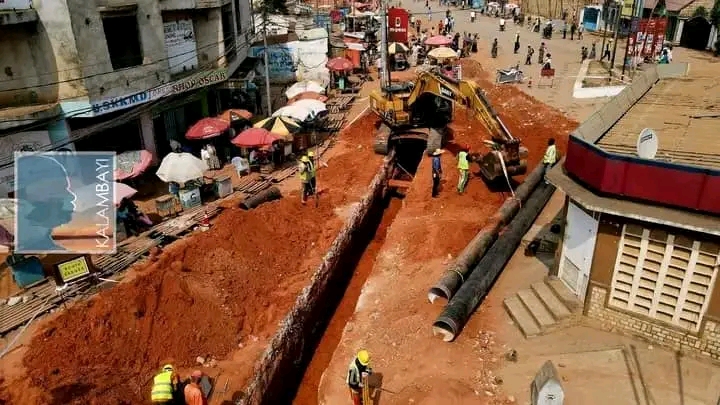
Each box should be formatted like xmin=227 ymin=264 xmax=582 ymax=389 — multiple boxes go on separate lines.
xmin=628 ymin=17 xmax=668 ymax=59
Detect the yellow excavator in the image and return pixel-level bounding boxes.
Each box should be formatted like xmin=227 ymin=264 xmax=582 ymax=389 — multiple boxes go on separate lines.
xmin=369 ymin=70 xmax=529 ymax=181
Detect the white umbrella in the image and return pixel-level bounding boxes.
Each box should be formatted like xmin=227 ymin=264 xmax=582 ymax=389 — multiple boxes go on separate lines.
xmin=285 ymin=80 xmax=326 ymax=99
xmin=290 ymin=99 xmax=327 ymax=115
xmin=156 ymin=152 xmax=208 ymax=184
xmin=272 ymin=105 xmax=316 ymax=122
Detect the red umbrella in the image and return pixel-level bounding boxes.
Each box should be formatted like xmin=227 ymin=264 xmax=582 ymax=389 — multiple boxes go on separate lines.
xmin=231 ymin=128 xmax=281 ymax=148
xmin=185 ymin=117 xmax=231 ymax=140
xmin=425 ymin=35 xmax=452 ymax=46
xmin=326 ymin=57 xmax=354 ymax=72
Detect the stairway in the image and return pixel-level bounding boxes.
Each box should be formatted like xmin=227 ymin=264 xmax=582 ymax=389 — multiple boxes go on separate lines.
xmin=503 ymin=278 xmax=582 ymax=338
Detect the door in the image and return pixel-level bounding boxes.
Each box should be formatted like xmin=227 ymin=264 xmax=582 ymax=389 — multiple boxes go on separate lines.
xmin=558 ymin=202 xmax=599 ymax=299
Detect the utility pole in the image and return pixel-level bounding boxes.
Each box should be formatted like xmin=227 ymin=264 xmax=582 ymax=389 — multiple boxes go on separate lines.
xmin=379 ymin=0 xmax=391 ymax=91
xmin=620 ymin=0 xmax=638 ymax=80
xmin=609 ymin=3 xmax=621 ymax=76
xmin=600 ymin=0 xmax=611 ymax=64
xmin=262 ymin=6 xmax=272 ymax=115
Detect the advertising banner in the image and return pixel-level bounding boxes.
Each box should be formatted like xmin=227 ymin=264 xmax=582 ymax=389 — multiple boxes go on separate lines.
xmin=628 ymin=17 xmax=668 ymax=59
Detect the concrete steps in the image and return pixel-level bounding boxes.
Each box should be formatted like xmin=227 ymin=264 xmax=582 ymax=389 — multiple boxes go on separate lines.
xmin=503 ymin=278 xmax=581 ymax=338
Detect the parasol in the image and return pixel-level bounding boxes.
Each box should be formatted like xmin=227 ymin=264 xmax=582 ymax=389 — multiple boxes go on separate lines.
xmin=231 ymin=128 xmax=281 ymax=148
xmin=428 ymin=46 xmax=458 ymax=59
xmin=288 ymin=92 xmax=329 ymax=104
xmin=286 ymin=81 xmax=326 ymax=99
xmin=156 ymin=152 xmax=209 ymax=184
xmin=253 ymin=116 xmax=301 ymax=139
xmin=115 ymin=150 xmax=154 ymax=181
xmin=290 ymin=99 xmax=327 ymax=115
xmin=425 ymin=35 xmax=453 ymax=46
xmin=326 ymin=57 xmax=355 ymax=72
xmin=185 ymin=117 xmax=230 ymax=140
xmin=388 ymin=42 xmax=409 ymax=55
xmin=114 ymin=182 xmax=138 ymax=206
xmin=272 ymin=105 xmax=316 ymax=122
xmin=217 ymin=109 xmax=253 ymax=122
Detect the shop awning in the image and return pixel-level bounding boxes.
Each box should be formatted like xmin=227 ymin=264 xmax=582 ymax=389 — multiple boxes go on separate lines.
xmin=547 ymin=162 xmax=720 ymax=236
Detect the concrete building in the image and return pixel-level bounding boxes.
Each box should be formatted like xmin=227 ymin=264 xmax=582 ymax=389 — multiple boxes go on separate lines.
xmin=546 ymin=63 xmax=720 ymax=360
xmin=0 ymin=0 xmax=254 ymax=194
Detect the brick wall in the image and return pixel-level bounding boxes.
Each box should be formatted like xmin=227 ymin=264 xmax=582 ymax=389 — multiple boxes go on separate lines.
xmin=587 ymin=284 xmax=720 ymax=360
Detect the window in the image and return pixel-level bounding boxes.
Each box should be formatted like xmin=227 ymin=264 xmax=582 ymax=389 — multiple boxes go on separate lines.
xmin=101 ymin=12 xmax=143 ymax=70
xmin=234 ymin=0 xmax=243 ymax=35
xmin=221 ymin=4 xmax=236 ymax=61
xmin=609 ymin=224 xmax=720 ymax=332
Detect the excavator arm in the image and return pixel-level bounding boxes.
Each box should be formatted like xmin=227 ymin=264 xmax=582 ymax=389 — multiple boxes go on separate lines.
xmin=406 ymin=71 xmax=515 ymax=144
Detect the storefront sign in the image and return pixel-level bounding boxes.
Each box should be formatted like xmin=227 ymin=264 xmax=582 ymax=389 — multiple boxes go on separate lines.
xmin=91 ymin=91 xmax=149 ymax=115
xmin=163 ymin=19 xmax=199 ymax=74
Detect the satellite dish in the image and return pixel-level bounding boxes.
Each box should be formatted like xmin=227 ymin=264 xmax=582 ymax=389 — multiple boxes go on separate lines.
xmin=636 ymin=128 xmax=658 ymax=159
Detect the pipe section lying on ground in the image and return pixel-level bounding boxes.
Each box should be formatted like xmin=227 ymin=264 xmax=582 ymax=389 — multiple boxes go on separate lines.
xmin=240 ymin=186 xmax=282 ymax=210
xmin=432 ymin=182 xmax=556 ymax=342
xmin=239 ymin=151 xmax=395 ymax=405
xmin=428 ymin=165 xmax=546 ymax=303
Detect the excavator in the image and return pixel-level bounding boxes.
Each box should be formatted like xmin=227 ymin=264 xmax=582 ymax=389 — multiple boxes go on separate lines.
xmin=369 ymin=69 xmax=529 ymax=181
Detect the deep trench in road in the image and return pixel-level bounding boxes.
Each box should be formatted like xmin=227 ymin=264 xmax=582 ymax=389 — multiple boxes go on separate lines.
xmin=289 ymin=140 xmax=426 ymax=405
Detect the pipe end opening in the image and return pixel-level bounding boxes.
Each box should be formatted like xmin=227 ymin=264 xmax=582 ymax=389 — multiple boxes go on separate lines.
xmin=432 ymin=322 xmax=457 ymax=342
xmin=428 ymin=286 xmax=450 ymax=304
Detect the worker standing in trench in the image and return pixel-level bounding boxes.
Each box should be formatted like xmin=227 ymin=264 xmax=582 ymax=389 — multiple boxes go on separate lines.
xmin=307 ymin=150 xmax=317 ymax=195
xmin=347 ymin=350 xmax=373 ymax=405
xmin=150 ymin=364 xmax=180 ymax=404
xmin=457 ymin=144 xmax=471 ymax=194
xmin=298 ymin=155 xmax=313 ymax=204
xmin=431 ymin=148 xmax=444 ymax=198
xmin=542 ymin=138 xmax=558 ymax=181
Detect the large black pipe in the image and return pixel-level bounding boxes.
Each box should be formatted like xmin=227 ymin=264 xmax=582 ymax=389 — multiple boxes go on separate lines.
xmin=240 ymin=186 xmax=282 ymax=210
xmin=432 ymin=182 xmax=556 ymax=342
xmin=427 ymin=165 xmax=546 ymax=303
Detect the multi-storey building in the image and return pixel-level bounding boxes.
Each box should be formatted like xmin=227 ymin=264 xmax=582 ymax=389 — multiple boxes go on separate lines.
xmin=0 ymin=0 xmax=254 ymax=194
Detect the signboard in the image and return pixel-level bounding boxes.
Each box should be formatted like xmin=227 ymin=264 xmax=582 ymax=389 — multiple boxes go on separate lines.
xmin=250 ymin=37 xmax=328 ymax=82
xmin=621 ymin=0 xmax=634 ymax=17
xmin=0 ymin=0 xmax=32 ymax=10
xmin=56 ymin=256 xmax=92 ymax=284
xmin=91 ymin=91 xmax=149 ymax=115
xmin=163 ymin=19 xmax=199 ymax=74
xmin=387 ymin=7 xmax=409 ymax=44
xmin=627 ymin=18 xmax=667 ymax=59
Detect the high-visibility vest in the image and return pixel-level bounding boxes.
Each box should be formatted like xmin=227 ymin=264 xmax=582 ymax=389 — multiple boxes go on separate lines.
xmin=543 ymin=144 xmax=557 ymax=164
xmin=307 ymin=160 xmax=316 ymax=178
xmin=299 ymin=163 xmax=310 ymax=182
xmin=151 ymin=371 xmax=174 ymax=402
xmin=457 ymin=151 xmax=469 ymax=170
xmin=347 ymin=360 xmax=361 ymax=388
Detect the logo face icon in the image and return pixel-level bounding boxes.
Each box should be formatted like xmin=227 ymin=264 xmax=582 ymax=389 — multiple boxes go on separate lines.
xmin=14 ymin=151 xmax=117 ymax=254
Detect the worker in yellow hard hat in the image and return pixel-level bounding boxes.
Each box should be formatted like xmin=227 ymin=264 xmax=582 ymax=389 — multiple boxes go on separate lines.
xmin=307 ymin=150 xmax=317 ymax=194
xmin=298 ymin=155 xmax=313 ymax=204
xmin=347 ymin=350 xmax=372 ymax=405
xmin=150 ymin=364 xmax=180 ymax=404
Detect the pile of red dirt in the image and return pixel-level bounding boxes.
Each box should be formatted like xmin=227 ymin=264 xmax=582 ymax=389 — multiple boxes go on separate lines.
xmin=0 ymin=113 xmax=383 ymax=405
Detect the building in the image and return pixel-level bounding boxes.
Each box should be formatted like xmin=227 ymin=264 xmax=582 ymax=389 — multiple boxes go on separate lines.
xmin=0 ymin=0 xmax=254 ymax=194
xmin=547 ymin=63 xmax=720 ymax=360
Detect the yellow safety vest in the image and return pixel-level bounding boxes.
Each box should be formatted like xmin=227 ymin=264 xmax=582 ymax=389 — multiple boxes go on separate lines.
xmin=457 ymin=151 xmax=469 ymax=170
xmin=543 ymin=144 xmax=557 ymax=164
xmin=151 ymin=371 xmax=174 ymax=402
xmin=307 ymin=160 xmax=316 ymax=178
xmin=299 ymin=162 xmax=310 ymax=182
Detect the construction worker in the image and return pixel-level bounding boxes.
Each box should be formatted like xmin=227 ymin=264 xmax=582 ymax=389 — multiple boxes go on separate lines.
xmin=151 ymin=364 xmax=180 ymax=404
xmin=307 ymin=150 xmax=317 ymax=194
xmin=457 ymin=144 xmax=470 ymax=194
xmin=298 ymin=155 xmax=313 ymax=204
xmin=431 ymin=148 xmax=443 ymax=198
xmin=184 ymin=370 xmax=208 ymax=405
xmin=542 ymin=138 xmax=558 ymax=179
xmin=347 ymin=350 xmax=372 ymax=405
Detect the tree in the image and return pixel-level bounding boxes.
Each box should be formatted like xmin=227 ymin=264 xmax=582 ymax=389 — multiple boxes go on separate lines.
xmin=257 ymin=0 xmax=288 ymax=14
xmin=711 ymin=0 xmax=720 ymax=26
xmin=693 ymin=6 xmax=709 ymax=18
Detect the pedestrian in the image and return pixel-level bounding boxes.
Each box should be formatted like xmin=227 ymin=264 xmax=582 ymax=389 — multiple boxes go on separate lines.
xmin=307 ymin=150 xmax=317 ymax=195
xmin=298 ymin=155 xmax=313 ymax=204
xmin=589 ymin=41 xmax=596 ymax=59
xmin=542 ymin=138 xmax=558 ymax=179
xmin=184 ymin=370 xmax=208 ymax=405
xmin=347 ymin=350 xmax=373 ymax=405
xmin=491 ymin=37 xmax=498 ymax=58
xmin=537 ymin=42 xmax=545 ymax=64
xmin=562 ymin=21 xmax=567 ymax=39
xmin=457 ymin=144 xmax=470 ymax=194
xmin=578 ymin=24 xmax=584 ymax=39
xmin=514 ymin=31 xmax=520 ymax=54
xmin=470 ymin=9 xmax=476 ymax=22
xmin=150 ymin=364 xmax=180 ymax=404
xmin=543 ymin=53 xmax=552 ymax=69
xmin=431 ymin=148 xmax=443 ymax=197
xmin=416 ymin=18 xmax=421 ymax=35
xmin=427 ymin=6 xmax=431 ymax=21
xmin=525 ymin=45 xmax=534 ymax=65
xmin=581 ymin=46 xmax=588 ymax=62
xmin=602 ymin=39 xmax=612 ymax=60
xmin=570 ymin=20 xmax=577 ymax=40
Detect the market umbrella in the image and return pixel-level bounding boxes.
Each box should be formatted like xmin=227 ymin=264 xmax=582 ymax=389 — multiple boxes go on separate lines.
xmin=114 ymin=182 xmax=138 ymax=206
xmin=272 ymin=105 xmax=316 ymax=122
xmin=286 ymin=80 xmax=326 ymax=99
xmin=288 ymin=92 xmax=329 ymax=104
xmin=428 ymin=46 xmax=458 ymax=59
xmin=326 ymin=57 xmax=355 ymax=72
xmin=253 ymin=116 xmax=301 ymax=140
xmin=290 ymin=99 xmax=327 ymax=115
xmin=425 ymin=35 xmax=453 ymax=46
xmin=115 ymin=149 xmax=154 ymax=181
xmin=185 ymin=117 xmax=230 ymax=140
xmin=231 ymin=128 xmax=281 ymax=148
xmin=156 ymin=152 xmax=209 ymax=184
xmin=218 ymin=109 xmax=253 ymax=122
xmin=388 ymin=42 xmax=409 ymax=55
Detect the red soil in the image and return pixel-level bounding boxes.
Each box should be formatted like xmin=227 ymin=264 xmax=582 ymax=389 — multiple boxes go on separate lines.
xmin=0 ymin=114 xmax=383 ymax=405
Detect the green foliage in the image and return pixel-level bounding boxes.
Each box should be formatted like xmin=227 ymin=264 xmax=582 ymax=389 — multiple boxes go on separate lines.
xmin=693 ymin=5 xmax=709 ymax=18
xmin=711 ymin=0 xmax=720 ymax=26
xmin=257 ymin=0 xmax=288 ymax=14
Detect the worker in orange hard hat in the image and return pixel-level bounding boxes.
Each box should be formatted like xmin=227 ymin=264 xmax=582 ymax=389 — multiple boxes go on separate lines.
xmin=347 ymin=350 xmax=372 ymax=405
xmin=183 ymin=370 xmax=208 ymax=405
